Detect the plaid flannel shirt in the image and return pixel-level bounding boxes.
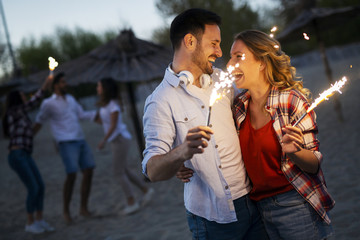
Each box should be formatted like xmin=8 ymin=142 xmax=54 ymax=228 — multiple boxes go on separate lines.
xmin=232 ymin=86 xmax=335 ymax=224
xmin=7 ymin=89 xmax=44 ymax=152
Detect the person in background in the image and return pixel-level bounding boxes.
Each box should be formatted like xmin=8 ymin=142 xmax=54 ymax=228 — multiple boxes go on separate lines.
xmin=95 ymin=77 xmax=154 ymax=215
xmin=142 ymin=8 xmax=267 ymax=240
xmin=2 ymin=76 xmax=55 ymax=234
xmin=229 ymin=30 xmax=335 ymax=239
xmin=33 ymin=72 xmax=96 ymax=224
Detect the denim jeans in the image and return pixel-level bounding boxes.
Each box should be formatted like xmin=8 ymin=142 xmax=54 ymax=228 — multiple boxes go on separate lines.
xmin=186 ymin=194 xmax=268 ymax=240
xmin=8 ymin=149 xmax=45 ymax=213
xmin=58 ymin=140 xmax=95 ymax=174
xmin=256 ymin=189 xmax=334 ymax=240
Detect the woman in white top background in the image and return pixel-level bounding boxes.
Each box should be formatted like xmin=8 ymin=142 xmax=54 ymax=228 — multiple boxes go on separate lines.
xmin=96 ymin=78 xmax=153 ymax=215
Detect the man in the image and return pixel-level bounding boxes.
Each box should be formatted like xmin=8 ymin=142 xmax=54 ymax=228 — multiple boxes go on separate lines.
xmin=34 ymin=72 xmax=96 ymax=224
xmin=142 ymin=8 xmax=267 ymax=240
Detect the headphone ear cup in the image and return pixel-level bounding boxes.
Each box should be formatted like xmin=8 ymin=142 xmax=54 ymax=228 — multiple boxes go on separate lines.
xmin=178 ymin=71 xmax=194 ymax=85
xmin=200 ymin=74 xmax=212 ymax=89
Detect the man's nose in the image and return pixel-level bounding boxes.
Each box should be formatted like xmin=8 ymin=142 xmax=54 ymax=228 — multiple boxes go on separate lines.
xmin=216 ymin=46 xmax=222 ymax=58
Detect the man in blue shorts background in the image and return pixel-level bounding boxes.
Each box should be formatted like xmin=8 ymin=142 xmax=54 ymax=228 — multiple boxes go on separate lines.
xmin=34 ymin=72 xmax=96 ymax=224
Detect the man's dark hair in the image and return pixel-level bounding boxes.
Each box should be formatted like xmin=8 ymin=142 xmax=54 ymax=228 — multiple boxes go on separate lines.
xmin=52 ymin=72 xmax=65 ymax=91
xmin=170 ymin=8 xmax=221 ymax=51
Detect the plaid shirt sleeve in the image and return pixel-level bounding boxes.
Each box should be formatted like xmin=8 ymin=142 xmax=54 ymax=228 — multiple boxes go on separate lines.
xmin=285 ymin=90 xmax=323 ymax=164
xmin=23 ymin=89 xmax=45 ymax=112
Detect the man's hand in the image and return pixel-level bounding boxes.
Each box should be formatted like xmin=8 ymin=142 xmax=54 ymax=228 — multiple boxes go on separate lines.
xmin=176 ymin=164 xmax=194 ymax=183
xmin=146 ymin=125 xmax=213 ymax=182
xmin=180 ymin=125 xmax=214 ymax=160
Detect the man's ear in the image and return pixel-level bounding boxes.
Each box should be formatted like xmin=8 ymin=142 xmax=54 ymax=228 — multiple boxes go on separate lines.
xmin=183 ymin=33 xmax=197 ymax=50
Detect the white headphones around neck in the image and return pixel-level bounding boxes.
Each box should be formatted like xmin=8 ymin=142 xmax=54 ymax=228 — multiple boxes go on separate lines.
xmin=178 ymin=70 xmax=212 ymax=89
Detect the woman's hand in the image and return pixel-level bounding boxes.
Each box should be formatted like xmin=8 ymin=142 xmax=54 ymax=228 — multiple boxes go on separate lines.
xmin=97 ymin=140 xmax=106 ymax=150
xmin=176 ymin=164 xmax=194 ymax=183
xmin=281 ymin=125 xmax=319 ymax=174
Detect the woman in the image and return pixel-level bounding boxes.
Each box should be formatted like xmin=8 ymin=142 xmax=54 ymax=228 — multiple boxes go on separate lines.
xmin=96 ymin=78 xmax=154 ymax=215
xmin=2 ymin=76 xmax=54 ymax=234
xmin=228 ymin=30 xmax=334 ymax=239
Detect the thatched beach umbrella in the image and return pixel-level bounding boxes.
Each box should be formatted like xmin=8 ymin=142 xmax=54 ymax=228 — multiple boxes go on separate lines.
xmin=27 ymin=29 xmax=173 ymax=157
xmin=276 ymin=5 xmax=360 ymax=122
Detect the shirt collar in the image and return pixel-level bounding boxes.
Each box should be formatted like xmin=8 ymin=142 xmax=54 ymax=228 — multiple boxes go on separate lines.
xmin=236 ymin=86 xmax=280 ymax=115
xmin=165 ymin=64 xmax=186 ymax=88
xmin=265 ymin=86 xmax=280 ymax=113
xmin=51 ymin=93 xmax=67 ymax=100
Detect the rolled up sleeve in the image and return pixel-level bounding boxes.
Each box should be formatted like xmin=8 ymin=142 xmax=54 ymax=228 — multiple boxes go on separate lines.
xmin=142 ymin=95 xmax=176 ymax=177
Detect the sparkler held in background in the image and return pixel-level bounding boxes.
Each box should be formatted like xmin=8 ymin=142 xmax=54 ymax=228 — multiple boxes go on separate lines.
xmin=292 ymin=76 xmax=348 ymax=127
xmin=48 ymin=57 xmax=58 ymax=76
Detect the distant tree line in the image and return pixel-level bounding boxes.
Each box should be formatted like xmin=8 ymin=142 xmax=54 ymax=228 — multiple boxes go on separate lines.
xmin=16 ymin=27 xmax=117 ymax=77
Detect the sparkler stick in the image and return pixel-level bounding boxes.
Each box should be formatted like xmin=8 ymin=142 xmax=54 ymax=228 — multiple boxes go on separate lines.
xmin=48 ymin=57 xmax=58 ymax=76
xmin=206 ymin=106 xmax=212 ymax=126
xmin=292 ymin=76 xmax=347 ymax=127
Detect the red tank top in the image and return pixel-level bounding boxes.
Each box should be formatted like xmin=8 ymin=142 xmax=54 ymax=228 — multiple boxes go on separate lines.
xmin=239 ymin=107 xmax=293 ymax=201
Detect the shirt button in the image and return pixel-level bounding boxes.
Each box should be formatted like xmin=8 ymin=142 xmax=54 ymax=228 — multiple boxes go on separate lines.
xmin=180 ymin=80 xmax=185 ymax=84
xmin=201 ymin=105 xmax=205 ymax=109
xmin=225 ymin=186 xmax=229 ymax=190
xmin=304 ymin=193 xmax=308 ymax=197
xmin=184 ymin=117 xmax=188 ymax=121
xmin=215 ymin=145 xmax=218 ymax=148
xmin=218 ymin=165 xmax=221 ymax=168
xmin=289 ymin=177 xmax=293 ymax=181
xmin=209 ymin=124 xmax=212 ymax=127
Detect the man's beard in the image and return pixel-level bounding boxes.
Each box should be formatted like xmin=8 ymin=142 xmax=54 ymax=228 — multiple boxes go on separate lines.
xmin=191 ymin=43 xmax=213 ymax=75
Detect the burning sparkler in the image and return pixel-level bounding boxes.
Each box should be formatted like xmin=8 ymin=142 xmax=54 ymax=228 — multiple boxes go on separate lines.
xmin=206 ymin=66 xmax=238 ymax=126
xmin=292 ymin=76 xmax=348 ymax=126
xmin=48 ymin=57 xmax=58 ymax=76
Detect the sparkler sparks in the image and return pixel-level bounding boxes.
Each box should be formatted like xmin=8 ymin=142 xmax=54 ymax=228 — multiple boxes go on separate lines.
xmin=206 ymin=66 xmax=238 ymax=125
xmin=48 ymin=57 xmax=58 ymax=76
xmin=269 ymin=26 xmax=278 ymax=38
xmin=303 ymin=32 xmax=310 ymax=40
xmin=292 ymin=76 xmax=348 ymax=126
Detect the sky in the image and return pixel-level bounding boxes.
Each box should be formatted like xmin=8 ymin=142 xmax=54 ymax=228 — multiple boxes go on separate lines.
xmin=1 ymin=0 xmax=270 ymax=49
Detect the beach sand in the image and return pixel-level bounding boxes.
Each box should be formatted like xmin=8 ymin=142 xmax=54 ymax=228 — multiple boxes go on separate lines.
xmin=1 ymin=45 xmax=359 ymax=240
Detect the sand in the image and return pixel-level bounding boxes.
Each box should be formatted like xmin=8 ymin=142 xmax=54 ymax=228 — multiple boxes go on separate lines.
xmin=1 ymin=44 xmax=359 ymax=240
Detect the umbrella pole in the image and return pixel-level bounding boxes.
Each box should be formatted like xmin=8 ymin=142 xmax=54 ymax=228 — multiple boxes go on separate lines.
xmin=314 ymin=21 xmax=344 ymax=122
xmin=126 ymin=82 xmax=145 ymax=159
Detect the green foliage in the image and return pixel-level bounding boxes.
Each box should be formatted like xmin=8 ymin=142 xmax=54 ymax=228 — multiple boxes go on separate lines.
xmin=152 ymin=0 xmax=263 ymax=63
xmin=17 ymin=36 xmax=60 ymax=76
xmin=16 ymin=27 xmax=117 ymax=76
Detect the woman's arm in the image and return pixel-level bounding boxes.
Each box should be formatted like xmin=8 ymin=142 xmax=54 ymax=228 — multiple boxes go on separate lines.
xmin=97 ymin=111 xmax=118 ymax=150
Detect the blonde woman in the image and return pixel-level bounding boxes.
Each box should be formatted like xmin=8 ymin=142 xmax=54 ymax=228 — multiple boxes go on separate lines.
xmin=96 ymin=78 xmax=153 ymax=215
xmin=229 ymin=30 xmax=334 ymax=239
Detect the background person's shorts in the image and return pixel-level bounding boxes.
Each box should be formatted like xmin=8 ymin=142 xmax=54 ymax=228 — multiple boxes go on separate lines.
xmin=58 ymin=140 xmax=95 ymax=174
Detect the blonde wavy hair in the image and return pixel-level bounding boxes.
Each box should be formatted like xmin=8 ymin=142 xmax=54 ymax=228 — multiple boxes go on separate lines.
xmin=234 ymin=30 xmax=311 ymax=100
